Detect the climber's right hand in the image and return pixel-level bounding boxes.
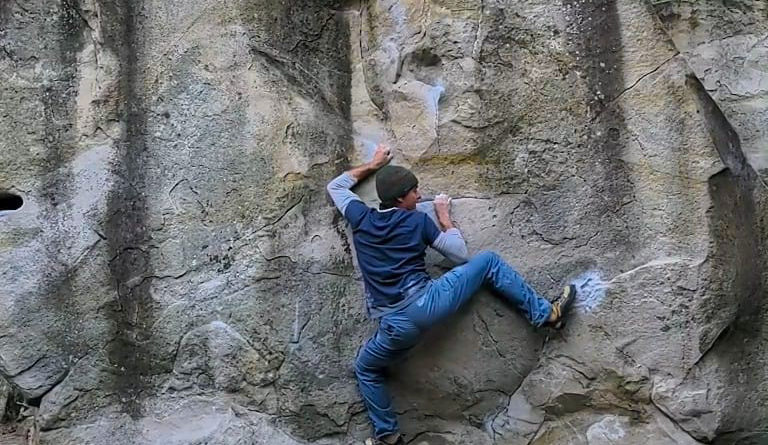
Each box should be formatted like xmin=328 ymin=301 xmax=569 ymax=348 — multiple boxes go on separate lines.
xmin=370 ymin=144 xmax=393 ymax=169
xmin=433 ymin=193 xmax=454 ymax=229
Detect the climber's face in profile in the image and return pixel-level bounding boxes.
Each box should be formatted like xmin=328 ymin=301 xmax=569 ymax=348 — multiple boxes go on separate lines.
xmin=396 ymin=187 xmax=421 ymax=211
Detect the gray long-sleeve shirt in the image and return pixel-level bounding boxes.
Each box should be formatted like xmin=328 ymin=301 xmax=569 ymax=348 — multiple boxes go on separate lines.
xmin=327 ymin=172 xmax=469 ymax=317
xmin=327 ymin=173 xmax=469 ymax=264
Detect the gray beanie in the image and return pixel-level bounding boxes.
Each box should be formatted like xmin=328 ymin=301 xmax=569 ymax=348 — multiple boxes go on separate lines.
xmin=375 ymin=165 xmax=418 ymax=204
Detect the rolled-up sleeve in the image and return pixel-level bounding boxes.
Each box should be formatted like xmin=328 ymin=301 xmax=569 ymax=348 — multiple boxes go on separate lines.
xmin=431 ymin=228 xmax=469 ymax=264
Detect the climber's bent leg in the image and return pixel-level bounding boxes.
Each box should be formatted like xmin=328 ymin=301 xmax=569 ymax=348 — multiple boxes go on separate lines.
xmin=406 ymin=251 xmax=553 ymax=328
xmin=355 ymin=311 xmax=420 ymax=439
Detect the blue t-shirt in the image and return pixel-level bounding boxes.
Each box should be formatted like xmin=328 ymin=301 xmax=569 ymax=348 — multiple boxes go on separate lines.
xmin=344 ymin=200 xmax=441 ymax=317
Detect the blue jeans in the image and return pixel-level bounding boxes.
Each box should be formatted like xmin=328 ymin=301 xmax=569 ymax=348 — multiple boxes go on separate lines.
xmin=354 ymin=251 xmax=553 ymax=439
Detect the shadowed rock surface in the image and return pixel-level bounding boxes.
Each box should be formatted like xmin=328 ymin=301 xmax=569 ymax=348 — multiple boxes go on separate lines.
xmin=654 ymin=1 xmax=768 ymax=178
xmin=0 ymin=1 xmax=766 ymax=444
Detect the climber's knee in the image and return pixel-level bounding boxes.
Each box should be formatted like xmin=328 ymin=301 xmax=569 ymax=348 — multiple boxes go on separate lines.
xmin=473 ymin=250 xmax=500 ymax=266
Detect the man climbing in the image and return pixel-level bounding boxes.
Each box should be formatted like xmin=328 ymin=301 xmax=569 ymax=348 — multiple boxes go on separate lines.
xmin=326 ymin=144 xmax=576 ymax=445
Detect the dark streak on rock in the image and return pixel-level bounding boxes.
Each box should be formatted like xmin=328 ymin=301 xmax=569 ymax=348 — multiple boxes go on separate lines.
xmin=562 ymin=0 xmax=637 ymax=252
xmin=563 ymin=0 xmax=624 ymax=118
xmin=99 ymin=0 xmax=156 ymax=418
xmin=39 ymin=0 xmax=82 ymax=230
xmin=11 ymin=0 xmax=88 ymax=401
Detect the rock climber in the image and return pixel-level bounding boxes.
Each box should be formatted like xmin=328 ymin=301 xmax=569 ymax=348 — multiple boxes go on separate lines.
xmin=326 ymin=144 xmax=576 ymax=445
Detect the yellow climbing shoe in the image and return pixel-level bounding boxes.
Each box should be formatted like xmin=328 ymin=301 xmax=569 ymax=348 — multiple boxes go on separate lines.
xmin=548 ymin=284 xmax=577 ymax=329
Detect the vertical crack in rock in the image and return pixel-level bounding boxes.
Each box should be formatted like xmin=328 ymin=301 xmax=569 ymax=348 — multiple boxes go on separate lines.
xmin=101 ymin=0 xmax=155 ymax=418
xmin=472 ymin=0 xmax=485 ymax=60
xmin=354 ymin=1 xmax=388 ymax=119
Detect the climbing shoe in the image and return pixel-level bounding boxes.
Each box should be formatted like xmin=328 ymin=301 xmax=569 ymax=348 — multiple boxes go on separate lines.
xmin=548 ymin=284 xmax=577 ymax=330
xmin=365 ymin=434 xmax=404 ymax=445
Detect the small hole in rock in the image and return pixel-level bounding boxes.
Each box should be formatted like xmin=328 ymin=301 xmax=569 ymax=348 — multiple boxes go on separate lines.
xmin=0 ymin=192 xmax=23 ymax=211
xmin=410 ymin=48 xmax=442 ymax=67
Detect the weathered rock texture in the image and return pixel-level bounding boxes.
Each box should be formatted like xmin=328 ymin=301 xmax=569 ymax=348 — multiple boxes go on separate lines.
xmin=0 ymin=377 xmax=9 ymax=421
xmin=0 ymin=0 xmax=766 ymax=444
xmin=654 ymin=1 xmax=768 ymax=177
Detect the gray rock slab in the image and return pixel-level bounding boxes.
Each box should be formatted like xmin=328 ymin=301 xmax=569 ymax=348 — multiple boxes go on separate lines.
xmin=654 ymin=2 xmax=768 ymax=176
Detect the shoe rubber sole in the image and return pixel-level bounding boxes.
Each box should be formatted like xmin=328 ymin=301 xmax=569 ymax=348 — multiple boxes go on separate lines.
xmin=550 ymin=284 xmax=577 ymax=330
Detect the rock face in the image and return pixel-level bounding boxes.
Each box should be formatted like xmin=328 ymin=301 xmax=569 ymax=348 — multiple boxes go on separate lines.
xmin=0 ymin=1 xmax=766 ymax=444
xmin=0 ymin=377 xmax=9 ymax=421
xmin=654 ymin=1 xmax=768 ymax=176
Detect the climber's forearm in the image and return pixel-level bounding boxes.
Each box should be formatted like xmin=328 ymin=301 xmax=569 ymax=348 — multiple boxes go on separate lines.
xmin=346 ymin=161 xmax=380 ymax=182
xmin=326 ymin=172 xmax=361 ymax=216
xmin=431 ymin=229 xmax=469 ymax=264
xmin=436 ymin=210 xmax=455 ymax=231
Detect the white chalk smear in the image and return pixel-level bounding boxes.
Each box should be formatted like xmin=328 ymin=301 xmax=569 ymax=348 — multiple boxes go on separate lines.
xmin=353 ymin=134 xmax=380 ymax=159
xmin=569 ymin=258 xmax=695 ymax=314
xmin=571 ymin=270 xmax=610 ymax=313
xmin=426 ymin=84 xmax=444 ymax=114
